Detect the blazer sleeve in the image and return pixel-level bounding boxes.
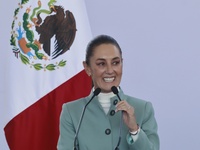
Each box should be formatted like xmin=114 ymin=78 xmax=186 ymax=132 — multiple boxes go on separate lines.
xmin=57 ymin=104 xmax=75 ymax=150
xmin=126 ymin=101 xmax=160 ymax=150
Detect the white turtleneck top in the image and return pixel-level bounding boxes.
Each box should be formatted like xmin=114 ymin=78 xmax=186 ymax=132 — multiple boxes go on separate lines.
xmin=97 ymin=92 xmax=114 ymax=114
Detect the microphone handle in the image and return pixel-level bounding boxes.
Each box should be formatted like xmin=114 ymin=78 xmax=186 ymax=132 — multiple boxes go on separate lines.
xmin=114 ymin=110 xmax=123 ymax=150
xmin=111 ymin=86 xmax=124 ymax=150
xmin=116 ymin=94 xmax=122 ymax=101
xmin=114 ymin=92 xmax=123 ymax=149
xmin=73 ymin=93 xmax=97 ymax=150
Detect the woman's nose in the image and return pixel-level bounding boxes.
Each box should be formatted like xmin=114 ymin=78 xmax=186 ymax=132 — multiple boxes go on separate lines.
xmin=106 ymin=65 xmax=113 ymax=74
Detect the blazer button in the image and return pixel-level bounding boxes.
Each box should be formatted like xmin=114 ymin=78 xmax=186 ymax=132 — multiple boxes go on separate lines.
xmin=105 ymin=129 xmax=111 ymax=135
xmin=113 ymin=99 xmax=118 ymax=105
xmin=110 ymin=110 xmax=115 ymax=116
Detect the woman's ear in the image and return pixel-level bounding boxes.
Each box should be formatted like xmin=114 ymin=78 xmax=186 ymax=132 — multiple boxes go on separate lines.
xmin=82 ymin=61 xmax=91 ymax=76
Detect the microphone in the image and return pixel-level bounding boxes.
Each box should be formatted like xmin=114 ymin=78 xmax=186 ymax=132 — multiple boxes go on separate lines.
xmin=111 ymin=86 xmax=123 ymax=150
xmin=73 ymin=88 xmax=101 ymax=150
xmin=111 ymin=86 xmax=122 ymax=101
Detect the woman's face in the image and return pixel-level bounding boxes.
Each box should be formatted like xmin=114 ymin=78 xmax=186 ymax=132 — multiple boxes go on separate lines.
xmin=84 ymin=44 xmax=123 ymax=93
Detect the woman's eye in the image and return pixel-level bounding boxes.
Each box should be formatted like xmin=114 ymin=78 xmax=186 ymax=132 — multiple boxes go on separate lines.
xmin=97 ymin=62 xmax=105 ymax=66
xmin=113 ymin=61 xmax=120 ymax=65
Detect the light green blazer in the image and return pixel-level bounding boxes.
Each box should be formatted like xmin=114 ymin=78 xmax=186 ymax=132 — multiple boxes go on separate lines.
xmin=57 ymin=89 xmax=160 ymax=150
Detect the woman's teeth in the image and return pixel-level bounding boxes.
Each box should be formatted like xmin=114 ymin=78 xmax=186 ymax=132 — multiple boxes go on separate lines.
xmin=104 ymin=77 xmax=115 ymax=82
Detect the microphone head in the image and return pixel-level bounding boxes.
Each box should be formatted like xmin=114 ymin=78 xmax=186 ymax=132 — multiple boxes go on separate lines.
xmin=111 ymin=86 xmax=118 ymax=94
xmin=93 ymin=88 xmax=101 ymax=96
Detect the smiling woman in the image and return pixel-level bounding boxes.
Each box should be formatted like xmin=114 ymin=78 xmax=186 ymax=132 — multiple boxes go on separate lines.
xmin=83 ymin=36 xmax=123 ymax=93
xmin=57 ymin=35 xmax=160 ymax=150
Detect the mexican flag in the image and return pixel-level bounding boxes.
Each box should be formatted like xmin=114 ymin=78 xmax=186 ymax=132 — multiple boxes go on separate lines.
xmin=0 ymin=0 xmax=92 ymax=149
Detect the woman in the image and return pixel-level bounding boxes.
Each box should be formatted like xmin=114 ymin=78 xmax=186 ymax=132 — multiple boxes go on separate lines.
xmin=57 ymin=35 xmax=160 ymax=150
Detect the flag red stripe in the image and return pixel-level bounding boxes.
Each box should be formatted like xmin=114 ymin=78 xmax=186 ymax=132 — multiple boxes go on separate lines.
xmin=4 ymin=70 xmax=91 ymax=150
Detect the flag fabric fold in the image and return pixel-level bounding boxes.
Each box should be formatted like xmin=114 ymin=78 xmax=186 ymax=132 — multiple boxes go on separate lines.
xmin=4 ymin=70 xmax=91 ymax=149
xmin=1 ymin=0 xmax=92 ymax=149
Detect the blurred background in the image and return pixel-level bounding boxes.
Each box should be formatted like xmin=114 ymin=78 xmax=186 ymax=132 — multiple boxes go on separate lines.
xmin=85 ymin=0 xmax=200 ymax=150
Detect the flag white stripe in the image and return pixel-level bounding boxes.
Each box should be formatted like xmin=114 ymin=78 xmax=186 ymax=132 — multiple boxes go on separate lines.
xmin=0 ymin=0 xmax=92 ymax=149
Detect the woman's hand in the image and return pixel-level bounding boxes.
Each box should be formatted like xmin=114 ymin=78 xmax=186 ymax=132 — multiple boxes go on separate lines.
xmin=115 ymin=100 xmax=138 ymax=132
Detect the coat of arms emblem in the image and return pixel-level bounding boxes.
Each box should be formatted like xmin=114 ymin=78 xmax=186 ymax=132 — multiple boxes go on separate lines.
xmin=10 ymin=0 xmax=76 ymax=71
